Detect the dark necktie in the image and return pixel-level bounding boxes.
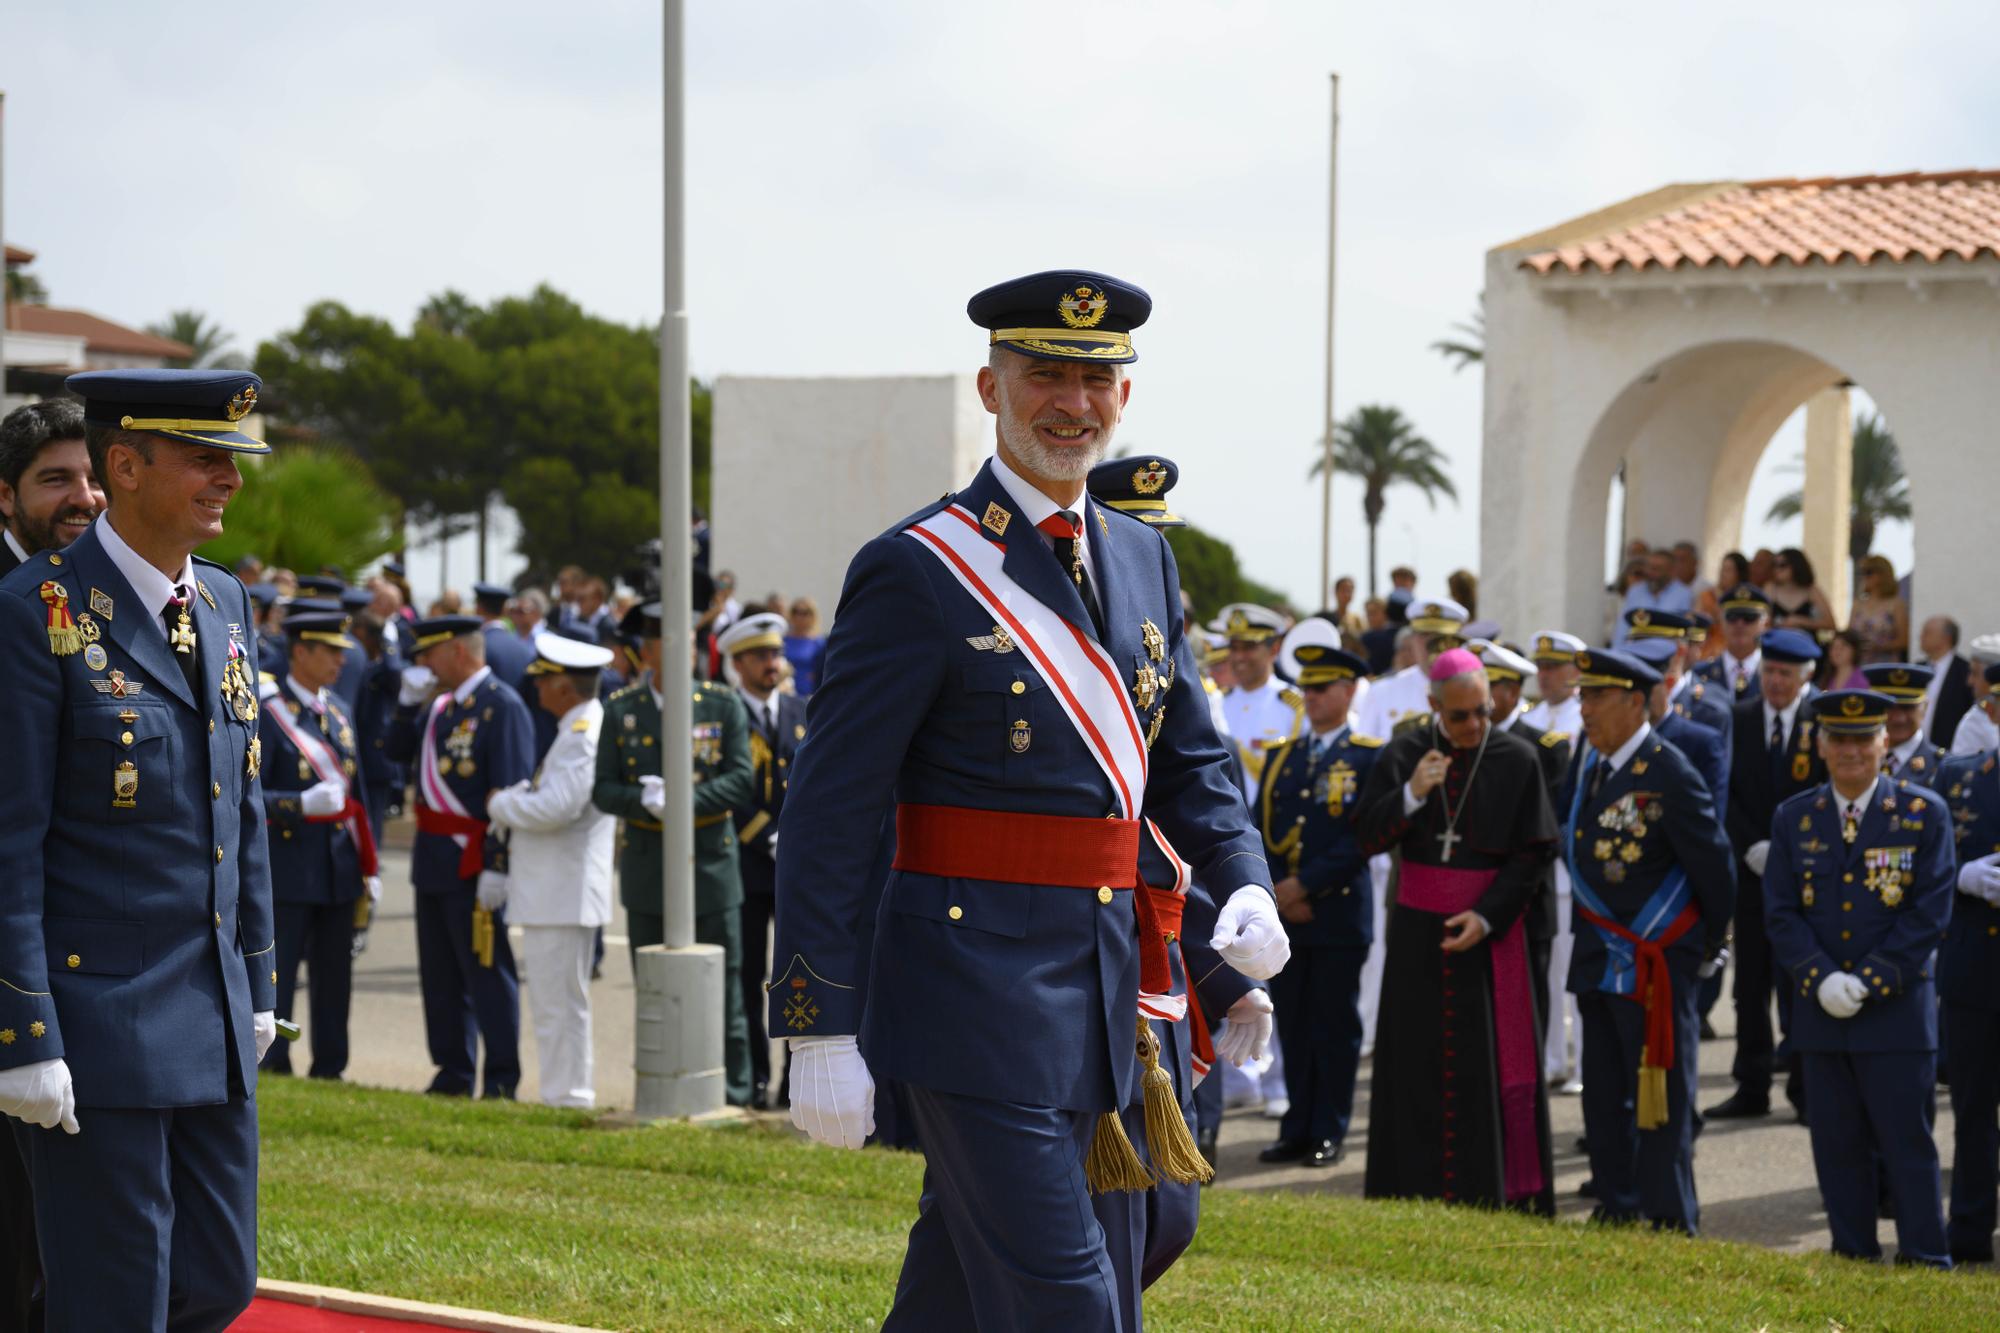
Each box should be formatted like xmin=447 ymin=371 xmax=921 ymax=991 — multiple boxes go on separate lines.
xmin=161 ymin=586 xmax=200 ymax=696
xmin=1038 ymin=510 xmax=1105 ymax=639
xmin=1587 ymin=757 xmax=1605 ymax=802
xmin=1770 ymin=711 xmax=1789 ymax=785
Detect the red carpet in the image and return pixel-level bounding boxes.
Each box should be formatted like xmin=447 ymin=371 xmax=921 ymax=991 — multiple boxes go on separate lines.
xmin=232 ymin=1296 xmax=452 ymax=1331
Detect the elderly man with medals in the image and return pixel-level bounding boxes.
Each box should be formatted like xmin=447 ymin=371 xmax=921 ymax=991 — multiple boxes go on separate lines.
xmin=1353 ymin=645 xmax=1558 ymax=1214
xmin=1559 ymin=648 xmax=1735 ymax=1232
xmin=769 ymin=270 xmax=1287 ymax=1330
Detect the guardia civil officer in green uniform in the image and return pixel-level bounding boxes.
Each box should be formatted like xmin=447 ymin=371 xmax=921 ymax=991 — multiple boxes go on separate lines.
xmin=591 ymin=601 xmax=756 ymax=1103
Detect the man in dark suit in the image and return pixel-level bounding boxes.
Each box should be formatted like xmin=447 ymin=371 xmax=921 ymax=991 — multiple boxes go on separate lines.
xmin=1710 ymin=629 xmax=1827 ymax=1121
xmin=1919 ymin=617 xmax=1974 ymax=750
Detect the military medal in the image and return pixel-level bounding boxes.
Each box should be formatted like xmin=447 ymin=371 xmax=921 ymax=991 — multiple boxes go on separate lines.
xmin=1140 ymin=619 xmax=1164 ymax=662
xmin=1132 ymin=661 xmax=1159 ymax=711
xmin=299 ymin=758 xmax=314 ymax=781
xmin=113 ymin=760 xmax=139 ymax=810
xmin=457 ymin=759 xmax=477 ymax=778
xmin=169 ymin=602 xmax=197 ymax=656
xmin=196 ymin=581 xmax=217 ymax=610
xmin=1145 ymin=706 xmax=1165 ymax=750
xmin=39 ymin=582 xmax=82 ymax=655
xmin=1010 ymin=719 xmax=1032 ymax=753
xmin=247 ymin=736 xmax=262 ymax=779
xmin=1604 ymin=861 xmax=1627 ymax=884
xmin=92 ymin=670 xmax=143 ymax=699
xmin=84 ymin=643 xmax=109 ymax=671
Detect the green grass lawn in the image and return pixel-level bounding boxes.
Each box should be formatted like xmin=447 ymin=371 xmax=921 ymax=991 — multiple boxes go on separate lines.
xmin=259 ymin=1078 xmax=1989 ymax=1331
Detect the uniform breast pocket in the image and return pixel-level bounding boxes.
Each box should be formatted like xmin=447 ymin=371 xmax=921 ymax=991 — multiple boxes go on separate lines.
xmin=65 ymin=702 xmax=180 ymax=824
xmin=962 ymin=661 xmax=1048 ymax=780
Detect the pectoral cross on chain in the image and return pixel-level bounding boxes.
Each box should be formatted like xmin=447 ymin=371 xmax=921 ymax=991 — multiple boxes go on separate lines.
xmin=1437 ymin=827 xmax=1461 ymax=863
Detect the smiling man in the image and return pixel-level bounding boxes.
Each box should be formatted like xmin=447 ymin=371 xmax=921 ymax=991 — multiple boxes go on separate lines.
xmin=0 ymin=369 xmax=277 ymax=1331
xmin=0 ymin=398 xmax=105 ymax=576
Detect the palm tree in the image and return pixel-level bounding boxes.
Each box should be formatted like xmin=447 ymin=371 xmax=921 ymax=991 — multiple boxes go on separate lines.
xmin=145 ymin=309 xmax=247 ymax=369
xmin=1764 ymin=410 xmax=1911 ymax=562
xmin=1309 ymin=404 xmax=1458 ymax=594
xmin=5 ymin=268 xmax=49 ymax=304
xmin=1430 ymin=296 xmax=1484 ymax=372
xmin=196 ymin=446 xmax=400 ymax=574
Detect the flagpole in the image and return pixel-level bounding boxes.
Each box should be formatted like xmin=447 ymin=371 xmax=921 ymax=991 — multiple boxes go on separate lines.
xmin=1318 ymin=73 xmax=1340 ymax=600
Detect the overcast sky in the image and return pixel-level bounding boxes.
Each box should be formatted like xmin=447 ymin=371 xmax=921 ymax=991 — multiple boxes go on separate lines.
xmin=7 ymin=1 xmax=1982 ymax=607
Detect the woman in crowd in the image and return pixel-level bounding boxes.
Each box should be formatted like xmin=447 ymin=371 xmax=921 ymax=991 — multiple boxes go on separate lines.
xmin=783 ymin=596 xmax=827 ymax=696
xmin=1766 ymin=547 xmax=1836 ymax=635
xmin=1849 ymin=554 xmax=1909 ymax=664
xmin=1819 ymin=628 xmax=1869 ymax=691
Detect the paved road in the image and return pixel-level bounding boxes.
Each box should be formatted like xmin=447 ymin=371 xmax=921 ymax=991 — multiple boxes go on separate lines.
xmin=314 ymin=823 xmax=1975 ymax=1260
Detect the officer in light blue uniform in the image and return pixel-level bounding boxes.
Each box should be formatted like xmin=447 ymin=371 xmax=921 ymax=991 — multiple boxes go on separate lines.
xmin=1764 ymin=689 xmax=1954 ymax=1266
xmin=1626 ymin=635 xmax=1731 ymax=803
xmin=771 ymin=270 xmax=1284 ymax=1331
xmin=384 ymin=614 xmax=535 ymax=1098
xmin=1939 ymin=668 xmax=2000 ymax=1264
xmin=1255 ymin=640 xmax=1380 ymax=1168
xmin=1860 ymin=663 xmax=1945 ymax=785
xmin=0 ymin=368 xmax=278 ymax=1331
xmin=1559 ymin=649 xmax=1735 ymax=1233
xmin=259 ymin=610 xmax=376 ymax=1079
xmin=250 ymin=581 xmax=287 ymax=677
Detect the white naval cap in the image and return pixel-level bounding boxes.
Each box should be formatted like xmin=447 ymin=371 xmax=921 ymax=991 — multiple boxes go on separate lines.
xmin=1279 ymin=616 xmax=1343 ymax=681
xmin=1405 ymin=595 xmax=1469 ymax=637
xmin=1968 ymin=631 xmax=2000 ymax=666
xmin=1207 ymin=602 xmax=1286 ymax=644
xmin=1475 ymin=641 xmax=1537 ymax=682
xmin=717 ymin=611 xmax=787 ymax=657
xmin=1528 ymin=630 xmax=1587 ymax=664
xmin=528 ymin=629 xmax=615 ymax=674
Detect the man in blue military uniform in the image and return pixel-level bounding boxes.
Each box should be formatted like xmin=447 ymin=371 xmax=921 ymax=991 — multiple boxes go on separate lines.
xmin=384 ymin=614 xmax=535 ymax=1098
xmin=1255 ymin=634 xmax=1381 ymax=1168
xmin=1560 ymin=649 xmax=1735 ymax=1232
xmin=1939 ymin=664 xmax=2000 ymax=1264
xmin=0 ymin=368 xmax=278 ymax=1330
xmin=1625 ymin=608 xmax=1732 ymax=737
xmin=258 ymin=610 xmax=381 ymax=1079
xmin=352 ymin=610 xmax=407 ymax=846
xmin=771 ymin=271 xmax=1286 ymax=1330
xmin=1711 ymin=628 xmax=1826 ymax=1121
xmin=1626 ymin=635 xmax=1731 ymax=803
xmin=1861 ymin=663 xmax=1944 ymax=784
xmin=1764 ymin=688 xmax=1954 ymax=1265
xmin=1692 ymin=585 xmax=1772 ymax=703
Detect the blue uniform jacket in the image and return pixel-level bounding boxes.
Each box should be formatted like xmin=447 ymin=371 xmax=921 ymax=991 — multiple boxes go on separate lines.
xmin=732 ymin=690 xmax=809 ymax=899
xmin=356 ymin=655 xmax=408 ymax=791
xmin=770 ymin=460 xmax=1271 ymax=1115
xmin=1939 ymin=750 xmax=2000 ymax=1012
xmin=1889 ymin=736 xmax=1945 ymax=786
xmin=331 ymin=642 xmax=367 ymax=710
xmin=260 ymin=680 xmax=365 ymax=906
xmin=1559 ymin=729 xmax=1736 ymax=989
xmin=0 ymin=530 xmax=276 ymax=1106
xmin=1693 ymin=655 xmax=1763 ymax=705
xmin=1669 ymin=675 xmax=1732 ymax=740
xmin=1764 ymin=778 xmax=1955 ymax=1052
xmin=1657 ymin=709 xmax=1729 ymax=814
xmin=482 ymin=623 xmax=535 ymax=696
xmin=384 ymin=671 xmax=535 ymax=892
xmin=1256 ymin=727 xmax=1382 ymax=948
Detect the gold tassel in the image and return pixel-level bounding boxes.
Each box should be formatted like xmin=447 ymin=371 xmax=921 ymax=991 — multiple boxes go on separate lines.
xmin=1138 ymin=1017 xmax=1213 ymax=1186
xmin=1084 ymin=1107 xmax=1156 ymax=1195
xmin=472 ymin=906 xmax=495 ymax=968
xmin=1636 ymin=1045 xmax=1668 ymax=1131
xmin=353 ymin=895 xmax=372 ymax=930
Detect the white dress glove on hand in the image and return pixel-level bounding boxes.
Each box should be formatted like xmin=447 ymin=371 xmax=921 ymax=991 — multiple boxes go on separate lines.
xmin=1743 ymin=841 xmax=1771 ymax=877
xmin=0 ymin=1058 xmax=78 ymax=1134
xmin=1817 ymin=971 xmax=1868 ymax=1019
xmin=397 ymin=665 xmax=436 ymax=707
xmin=299 ymin=778 xmax=347 ymax=818
xmin=476 ymin=871 xmax=509 ymax=913
xmin=787 ymin=1034 xmax=875 ymax=1150
xmin=1211 ymin=886 xmax=1291 ymax=980
xmin=639 ymin=774 xmax=667 ymax=819
xmin=253 ymin=1010 xmax=278 ymax=1062
xmin=1215 ymin=989 xmax=1274 ymax=1068
xmin=363 ymin=875 xmax=383 ymax=903
xmin=1957 ymin=852 xmax=2000 ymax=903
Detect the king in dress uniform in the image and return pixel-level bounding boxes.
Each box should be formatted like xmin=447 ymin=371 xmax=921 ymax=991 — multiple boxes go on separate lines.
xmin=1763 ymin=689 xmax=1954 ymax=1266
xmin=769 ymin=271 xmax=1286 ymax=1331
xmin=0 ymin=369 xmax=278 ymax=1331
xmin=1939 ymin=676 xmax=2000 ymax=1264
xmin=383 ymin=614 xmax=534 ymax=1099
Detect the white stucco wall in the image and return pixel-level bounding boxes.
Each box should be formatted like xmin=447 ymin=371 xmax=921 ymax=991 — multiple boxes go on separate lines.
xmin=710 ymin=375 xmax=990 ymax=620
xmin=1481 ymin=252 xmax=2000 ymax=643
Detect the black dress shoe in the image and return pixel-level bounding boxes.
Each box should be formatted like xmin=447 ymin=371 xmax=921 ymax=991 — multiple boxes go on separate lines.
xmin=1259 ymin=1138 xmax=1311 ymax=1164
xmin=752 ymin=1079 xmax=770 ymax=1109
xmin=426 ymin=1077 xmax=473 ymax=1098
xmin=1577 ymin=1177 xmax=1599 ymax=1199
xmin=1699 ymin=1016 xmax=1718 ymax=1040
xmin=1196 ymin=1126 xmax=1219 ymax=1171
xmin=1949 ymin=1245 xmax=1994 ymax=1265
xmin=1305 ymin=1138 xmax=1344 ymax=1168
xmin=483 ymin=1083 xmax=517 ymax=1102
xmin=1704 ymin=1091 xmax=1770 ymax=1119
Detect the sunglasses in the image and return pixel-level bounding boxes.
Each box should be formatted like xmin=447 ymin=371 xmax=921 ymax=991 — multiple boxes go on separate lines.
xmin=1723 ymin=609 xmax=1766 ymax=624
xmin=1438 ymin=704 xmax=1491 ymax=724
xmin=1302 ymin=680 xmax=1339 ymax=693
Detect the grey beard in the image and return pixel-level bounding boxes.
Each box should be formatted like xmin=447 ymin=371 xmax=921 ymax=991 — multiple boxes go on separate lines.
xmin=998 ymin=415 xmax=1111 ymax=481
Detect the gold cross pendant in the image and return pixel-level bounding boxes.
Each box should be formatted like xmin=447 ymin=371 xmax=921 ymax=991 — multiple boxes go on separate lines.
xmin=170 ymin=612 xmax=198 ymax=656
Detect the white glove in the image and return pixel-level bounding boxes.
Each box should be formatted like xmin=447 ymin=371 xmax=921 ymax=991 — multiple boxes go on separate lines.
xmin=363 ymin=875 xmax=383 ymax=903
xmin=767 ymin=831 xmax=780 ymax=859
xmin=787 ymin=1034 xmax=875 ymax=1150
xmin=476 ymin=871 xmax=509 ymax=912
xmin=397 ymin=665 xmax=436 ymax=706
xmin=1958 ymin=853 xmax=2000 ymax=903
xmin=1817 ymin=972 xmax=1868 ymax=1019
xmin=299 ymin=778 xmax=347 ymax=818
xmin=1215 ymin=988 xmax=1274 ymax=1068
xmin=253 ymin=1010 xmax=278 ymax=1061
xmin=639 ymin=774 xmax=667 ymax=819
xmin=1743 ymin=841 xmax=1771 ymax=877
xmin=0 ymin=1058 xmax=78 ymax=1134
xmin=1211 ymin=885 xmax=1291 ymax=980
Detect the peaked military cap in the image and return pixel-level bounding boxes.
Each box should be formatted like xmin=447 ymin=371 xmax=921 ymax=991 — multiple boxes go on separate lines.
xmin=1574 ymin=647 xmax=1661 ymax=693
xmin=1812 ymin=688 xmax=1893 ymax=734
xmin=1529 ymin=630 xmax=1586 ymax=664
xmin=408 ymin=614 xmax=483 ymax=653
xmin=284 ymin=610 xmax=356 ymax=650
xmin=246 ymin=582 xmax=279 ymax=609
xmin=1859 ymin=662 xmax=1932 ymax=702
xmin=1624 ymin=607 xmax=1699 ymax=639
xmin=1477 ymin=641 xmax=1538 ymax=682
xmin=968 ymin=270 xmax=1151 ymax=364
xmin=340 ymin=587 xmax=373 ymax=611
xmin=294 ymin=575 xmax=346 ymax=598
xmin=1208 ymin=602 xmax=1285 ymax=644
xmin=285 ymin=597 xmax=341 ymax=615
xmin=1406 ymin=596 xmax=1469 ymax=639
xmin=471 ymin=582 xmax=512 ymax=612
xmin=719 ymin=612 xmax=786 ymax=657
xmin=526 ymin=628 xmax=614 ymax=675
xmin=1761 ymin=628 xmax=1822 ymax=664
xmin=620 ymin=600 xmax=663 ymax=644
xmin=1291 ymin=642 xmax=1367 ymax=686
xmin=1461 ymin=618 xmax=1503 ymax=645
xmin=66 ymin=368 xmax=268 ymax=454
xmin=1087 ymin=455 xmax=1182 ymax=527
xmin=1625 ymin=635 xmax=1680 ymax=668
xmin=1719 ymin=585 xmax=1773 ymax=616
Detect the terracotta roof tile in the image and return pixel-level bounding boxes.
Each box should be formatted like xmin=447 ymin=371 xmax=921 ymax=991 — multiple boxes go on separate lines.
xmin=4 ymin=243 xmax=34 ymax=264
xmin=1515 ymin=170 xmax=2000 ymax=275
xmin=4 ymin=303 xmax=193 ymax=359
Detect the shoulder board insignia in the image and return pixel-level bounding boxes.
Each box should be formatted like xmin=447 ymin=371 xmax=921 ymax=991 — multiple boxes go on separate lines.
xmin=1280 ymin=686 xmax=1304 ymax=709
xmin=571 ymin=718 xmax=591 ymax=733
xmin=1349 ymin=732 xmax=1386 ymax=748
xmin=1540 ymin=730 xmax=1569 ymax=748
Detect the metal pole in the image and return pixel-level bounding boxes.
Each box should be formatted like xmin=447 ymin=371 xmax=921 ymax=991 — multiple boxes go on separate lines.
xmin=1319 ymin=74 xmax=1340 ymax=599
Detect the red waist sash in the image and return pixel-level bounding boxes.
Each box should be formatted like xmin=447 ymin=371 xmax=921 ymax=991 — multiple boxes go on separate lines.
xmin=1576 ymin=901 xmax=1701 ymax=1078
xmin=1397 ymin=861 xmax=1544 ymax=1203
xmin=892 ymin=804 xmax=1140 ymax=889
xmin=303 ymin=797 xmax=381 ymax=878
xmin=414 ymin=803 xmax=488 ymax=879
xmin=1134 ymin=884 xmax=1214 ymax=1070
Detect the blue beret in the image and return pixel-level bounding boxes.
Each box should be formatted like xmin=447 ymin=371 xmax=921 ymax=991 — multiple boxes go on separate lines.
xmin=65 ymin=368 xmax=268 ymax=455
xmin=1574 ymin=647 xmax=1662 ymax=692
xmin=1761 ymin=628 xmax=1822 ymax=664
xmin=1812 ymin=689 xmax=1892 ymax=734
xmin=409 ymin=614 xmax=483 ymax=652
xmin=968 ymin=270 xmax=1150 ymax=364
xmin=1086 ymin=456 xmax=1181 ymax=527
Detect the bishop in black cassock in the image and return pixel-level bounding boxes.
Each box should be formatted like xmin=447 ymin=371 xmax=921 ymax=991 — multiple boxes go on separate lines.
xmin=1355 ymin=654 xmax=1558 ymax=1216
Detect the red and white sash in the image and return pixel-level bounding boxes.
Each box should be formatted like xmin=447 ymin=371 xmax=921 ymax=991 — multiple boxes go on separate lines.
xmin=264 ymin=685 xmax=379 ymax=877
xmin=417 ymin=692 xmax=475 ymax=840
xmin=904 ymin=504 xmax=1149 ymax=819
